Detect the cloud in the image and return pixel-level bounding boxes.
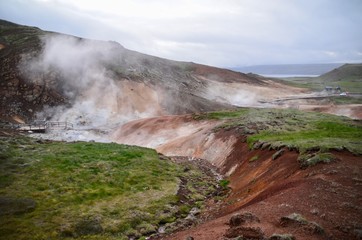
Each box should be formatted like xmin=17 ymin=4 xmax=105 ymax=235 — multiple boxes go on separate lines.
xmin=1 ymin=0 xmax=361 ymax=67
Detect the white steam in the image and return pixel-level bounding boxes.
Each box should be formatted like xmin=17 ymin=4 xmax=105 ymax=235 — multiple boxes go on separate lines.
xmin=203 ymin=80 xmax=258 ymax=107
xmin=21 ymin=34 xmax=159 ymax=141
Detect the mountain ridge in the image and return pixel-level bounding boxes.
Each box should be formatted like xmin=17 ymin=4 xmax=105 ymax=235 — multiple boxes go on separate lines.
xmin=233 ymin=63 xmax=346 ymax=76
xmin=0 ymin=19 xmax=299 ymax=125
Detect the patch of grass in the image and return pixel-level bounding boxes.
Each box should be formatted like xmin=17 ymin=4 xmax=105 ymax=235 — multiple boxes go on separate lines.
xmin=193 ymin=108 xmax=249 ymax=120
xmin=298 ymin=152 xmax=336 ymax=169
xmin=271 ymin=64 xmax=362 ymax=93
xmin=0 ymin=136 xmax=218 ymax=239
xmin=249 ymin=119 xmax=362 ymax=154
xmin=196 ymin=108 xmax=362 ymax=155
xmin=219 ymin=179 xmax=230 ymax=189
xmin=272 ymin=77 xmax=322 ymax=90
xmin=249 ymin=155 xmax=259 ymax=162
xmin=328 ymin=96 xmax=362 ymax=105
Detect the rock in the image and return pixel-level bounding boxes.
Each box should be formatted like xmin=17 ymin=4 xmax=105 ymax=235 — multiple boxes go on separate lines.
xmin=225 ymin=226 xmax=264 ymax=239
xmin=227 ymin=237 xmax=243 ymax=240
xmin=269 ymin=233 xmax=295 ymax=240
xmin=240 ymin=212 xmax=260 ymax=223
xmin=272 ymin=149 xmax=285 ymax=160
xmin=261 ymin=142 xmax=271 ymax=150
xmin=310 ymin=208 xmax=319 ymax=215
xmin=280 ymin=213 xmax=308 ymax=226
xmin=74 ymin=217 xmax=103 ymax=236
xmin=253 ymin=141 xmax=263 ymax=150
xmin=229 ymin=214 xmax=244 ymax=227
xmin=185 ymin=236 xmax=194 ymax=240
xmin=0 ymin=197 xmax=36 ymax=215
xmin=304 ymin=221 xmax=324 ymax=235
xmin=280 ymin=213 xmax=324 ymax=235
xmin=229 ymin=212 xmax=260 ymax=226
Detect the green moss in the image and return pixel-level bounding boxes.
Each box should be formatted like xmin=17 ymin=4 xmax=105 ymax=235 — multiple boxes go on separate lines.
xmin=193 ymin=108 xmax=249 ymax=120
xmin=219 ymin=179 xmax=230 ymax=189
xmin=298 ymin=152 xmax=335 ymax=169
xmin=249 ymin=155 xmax=259 ymax=162
xmin=196 ymin=107 xmax=362 ymax=158
xmin=0 ymin=136 xmax=218 ymax=239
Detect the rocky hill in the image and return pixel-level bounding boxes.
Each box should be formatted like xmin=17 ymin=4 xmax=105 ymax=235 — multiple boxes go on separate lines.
xmin=0 ymin=20 xmax=301 ymax=126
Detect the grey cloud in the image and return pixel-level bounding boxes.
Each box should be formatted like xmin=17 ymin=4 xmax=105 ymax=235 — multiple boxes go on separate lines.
xmin=1 ymin=0 xmax=361 ymax=67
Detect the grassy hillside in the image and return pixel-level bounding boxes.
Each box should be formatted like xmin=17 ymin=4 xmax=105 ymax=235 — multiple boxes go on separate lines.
xmin=274 ymin=63 xmax=362 ymax=94
xmin=0 ymin=137 xmax=219 ymax=239
xmin=194 ymin=108 xmax=362 ymax=155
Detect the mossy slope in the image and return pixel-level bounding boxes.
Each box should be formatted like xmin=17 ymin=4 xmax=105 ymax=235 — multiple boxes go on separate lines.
xmin=0 ymin=137 xmax=218 ymax=239
xmin=194 ymin=107 xmax=362 ymax=154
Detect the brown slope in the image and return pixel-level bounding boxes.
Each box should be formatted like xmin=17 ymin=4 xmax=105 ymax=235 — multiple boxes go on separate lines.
xmin=112 ymin=115 xmax=362 ymax=240
xmin=0 ymin=20 xmax=304 ymax=124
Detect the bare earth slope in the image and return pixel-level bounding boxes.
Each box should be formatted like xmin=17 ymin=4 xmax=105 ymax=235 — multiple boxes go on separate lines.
xmin=112 ymin=111 xmax=362 ymax=240
xmin=0 ymin=19 xmax=304 ymax=126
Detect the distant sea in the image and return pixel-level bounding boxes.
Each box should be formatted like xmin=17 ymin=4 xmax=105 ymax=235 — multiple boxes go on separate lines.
xmin=232 ymin=63 xmax=344 ymax=77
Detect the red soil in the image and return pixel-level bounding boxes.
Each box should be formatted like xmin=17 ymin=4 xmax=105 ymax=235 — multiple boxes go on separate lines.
xmin=160 ymin=134 xmax=362 ymax=240
xmin=128 ymin=127 xmax=360 ymax=240
xmin=113 ymin=115 xmax=362 ymax=240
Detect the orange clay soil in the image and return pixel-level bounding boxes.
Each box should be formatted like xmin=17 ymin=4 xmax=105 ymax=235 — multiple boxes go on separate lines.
xmin=112 ymin=114 xmax=361 ymax=240
xmin=148 ymin=129 xmax=362 ymax=240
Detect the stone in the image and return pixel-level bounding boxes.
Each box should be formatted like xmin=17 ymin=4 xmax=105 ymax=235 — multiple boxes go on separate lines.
xmin=280 ymin=213 xmax=324 ymax=235
xmin=280 ymin=213 xmax=308 ymax=227
xmin=272 ymin=149 xmax=285 ymax=160
xmin=269 ymin=233 xmax=295 ymax=240
xmin=229 ymin=212 xmax=260 ymax=226
xmin=225 ymin=226 xmax=264 ymax=239
xmin=229 ymin=213 xmax=245 ymax=227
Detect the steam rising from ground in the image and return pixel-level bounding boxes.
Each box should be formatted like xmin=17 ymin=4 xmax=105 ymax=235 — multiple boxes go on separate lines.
xmin=204 ymin=80 xmax=257 ymax=107
xmin=21 ymin=34 xmax=158 ymax=141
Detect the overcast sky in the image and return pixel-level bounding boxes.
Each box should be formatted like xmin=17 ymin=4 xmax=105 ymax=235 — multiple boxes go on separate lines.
xmin=1 ymin=0 xmax=361 ymax=67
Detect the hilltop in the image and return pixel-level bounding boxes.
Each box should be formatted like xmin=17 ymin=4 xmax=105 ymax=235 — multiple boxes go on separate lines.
xmin=0 ymin=19 xmax=301 ymax=126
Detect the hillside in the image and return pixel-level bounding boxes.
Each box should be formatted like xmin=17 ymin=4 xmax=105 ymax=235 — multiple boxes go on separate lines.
xmin=317 ymin=63 xmax=362 ymax=93
xmin=1 ymin=20 xmax=362 ymax=240
xmin=113 ymin=108 xmax=362 ymax=240
xmin=318 ymin=63 xmax=362 ymax=81
xmin=0 ymin=20 xmax=302 ymax=127
xmin=0 ymin=134 xmax=222 ymax=239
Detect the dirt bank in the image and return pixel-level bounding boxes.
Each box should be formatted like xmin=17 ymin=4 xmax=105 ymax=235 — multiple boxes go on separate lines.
xmin=158 ymin=134 xmax=362 ymax=240
xmin=112 ymin=115 xmax=362 ymax=240
xmin=111 ymin=115 xmax=239 ymax=169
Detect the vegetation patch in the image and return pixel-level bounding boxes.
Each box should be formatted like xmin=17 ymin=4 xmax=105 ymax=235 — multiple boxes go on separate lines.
xmin=273 ymin=64 xmax=362 ymax=93
xmin=280 ymin=213 xmax=324 ymax=235
xmin=218 ymin=179 xmax=230 ymax=189
xmin=192 ymin=108 xmax=249 ymax=120
xmin=298 ymin=152 xmax=336 ymax=169
xmin=0 ymin=136 xmax=219 ymax=240
xmin=249 ymin=155 xmax=259 ymax=163
xmin=195 ymin=107 xmax=362 ymax=155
